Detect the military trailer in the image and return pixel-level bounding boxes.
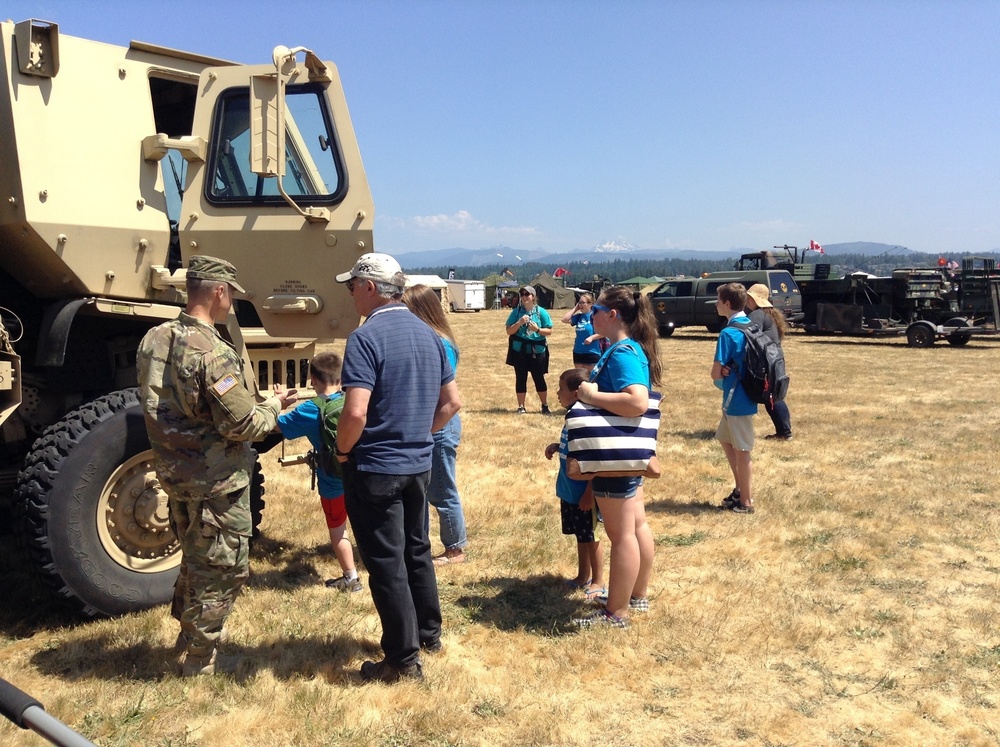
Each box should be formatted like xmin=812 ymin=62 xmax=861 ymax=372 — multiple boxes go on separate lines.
xmin=795 ymin=258 xmax=1000 ymax=347
xmin=0 ymin=19 xmax=375 ymax=616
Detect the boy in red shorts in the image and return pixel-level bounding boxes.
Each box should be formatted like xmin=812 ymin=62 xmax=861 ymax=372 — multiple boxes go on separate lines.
xmin=277 ymin=352 xmax=361 ymax=591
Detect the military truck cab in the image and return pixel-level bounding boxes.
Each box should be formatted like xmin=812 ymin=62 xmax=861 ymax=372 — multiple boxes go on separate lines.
xmin=0 ymin=19 xmax=374 ymax=617
xmin=650 ymin=270 xmax=802 ymax=337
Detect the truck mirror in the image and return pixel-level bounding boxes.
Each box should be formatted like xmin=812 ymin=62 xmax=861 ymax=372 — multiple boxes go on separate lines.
xmin=250 ymin=73 xmax=284 ymax=178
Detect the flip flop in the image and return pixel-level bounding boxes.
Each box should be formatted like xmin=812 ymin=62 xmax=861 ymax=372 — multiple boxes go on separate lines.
xmin=563 ymin=578 xmax=592 ymax=590
xmin=583 ymin=584 xmax=607 ymax=601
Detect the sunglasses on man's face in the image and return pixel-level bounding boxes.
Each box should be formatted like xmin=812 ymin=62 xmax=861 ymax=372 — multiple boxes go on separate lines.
xmin=519 ymin=291 xmax=532 ymax=297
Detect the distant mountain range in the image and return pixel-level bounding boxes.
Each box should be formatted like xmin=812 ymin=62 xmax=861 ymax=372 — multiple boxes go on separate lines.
xmin=394 ymin=241 xmax=915 ymax=271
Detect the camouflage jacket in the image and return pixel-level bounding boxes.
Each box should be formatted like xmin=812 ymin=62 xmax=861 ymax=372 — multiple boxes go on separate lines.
xmin=137 ymin=312 xmax=281 ymax=500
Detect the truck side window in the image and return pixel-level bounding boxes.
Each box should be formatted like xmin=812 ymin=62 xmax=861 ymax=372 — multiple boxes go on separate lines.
xmin=771 ymin=271 xmax=799 ymax=294
xmin=207 ymin=84 xmax=345 ymax=205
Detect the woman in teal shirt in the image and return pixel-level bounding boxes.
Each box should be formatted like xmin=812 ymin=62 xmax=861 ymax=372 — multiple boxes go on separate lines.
xmin=504 ymin=285 xmax=553 ymax=414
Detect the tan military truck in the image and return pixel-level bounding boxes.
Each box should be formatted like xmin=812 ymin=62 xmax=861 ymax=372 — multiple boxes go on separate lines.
xmin=0 ymin=19 xmax=374 ymax=616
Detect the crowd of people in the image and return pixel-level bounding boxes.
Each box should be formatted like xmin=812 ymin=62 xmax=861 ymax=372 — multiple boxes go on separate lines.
xmin=138 ymin=252 xmax=790 ymax=681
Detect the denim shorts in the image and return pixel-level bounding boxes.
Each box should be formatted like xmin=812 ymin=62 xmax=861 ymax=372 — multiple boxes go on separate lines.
xmin=590 ymin=475 xmax=642 ymax=500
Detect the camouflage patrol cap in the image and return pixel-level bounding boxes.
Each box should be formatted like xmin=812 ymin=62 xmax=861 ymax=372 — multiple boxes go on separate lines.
xmin=187 ymin=255 xmax=245 ymax=294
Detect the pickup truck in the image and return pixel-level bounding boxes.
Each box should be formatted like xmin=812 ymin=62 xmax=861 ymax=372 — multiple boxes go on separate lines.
xmin=649 ymin=270 xmax=802 ymax=336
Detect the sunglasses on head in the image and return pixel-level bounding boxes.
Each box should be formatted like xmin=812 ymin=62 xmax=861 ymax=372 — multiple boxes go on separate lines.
xmin=592 ymin=303 xmax=612 ymax=314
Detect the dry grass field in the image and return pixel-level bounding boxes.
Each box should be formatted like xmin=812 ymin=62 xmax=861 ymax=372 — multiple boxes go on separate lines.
xmin=2 ymin=308 xmax=1000 ymax=746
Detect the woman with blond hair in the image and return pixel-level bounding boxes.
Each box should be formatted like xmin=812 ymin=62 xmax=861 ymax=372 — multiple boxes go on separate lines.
xmin=402 ymin=285 xmax=468 ymax=564
xmin=745 ymin=284 xmax=792 ymax=441
xmin=561 ymin=293 xmax=603 ymax=373
xmin=572 ymin=286 xmax=662 ymax=629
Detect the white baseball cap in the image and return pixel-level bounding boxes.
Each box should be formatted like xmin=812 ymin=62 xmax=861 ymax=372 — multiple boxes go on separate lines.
xmin=336 ymin=252 xmax=406 ymax=285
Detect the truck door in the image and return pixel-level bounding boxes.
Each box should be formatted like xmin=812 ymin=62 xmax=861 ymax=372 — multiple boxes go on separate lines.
xmin=653 ymin=280 xmax=694 ymax=325
xmin=178 ymin=55 xmax=374 ymax=340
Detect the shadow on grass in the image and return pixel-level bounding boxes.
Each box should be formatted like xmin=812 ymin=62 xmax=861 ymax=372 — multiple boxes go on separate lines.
xmin=664 ymin=428 xmax=717 ymax=441
xmin=246 ymin=534 xmax=334 ymax=591
xmin=454 ymin=574 xmax=590 ymax=636
xmin=30 ymin=631 xmax=384 ymax=685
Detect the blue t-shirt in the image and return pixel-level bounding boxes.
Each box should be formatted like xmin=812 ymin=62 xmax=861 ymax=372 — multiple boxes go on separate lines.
xmin=590 ymin=338 xmax=650 ymax=392
xmin=505 ymin=305 xmax=552 ymax=354
xmin=715 ymin=313 xmax=758 ymax=416
xmin=571 ymin=312 xmax=603 ymax=356
xmin=277 ymin=393 xmax=345 ymax=498
xmin=342 ymin=304 xmax=455 ymax=474
xmin=556 ymin=424 xmax=588 ymax=505
xmin=441 ymin=336 xmax=459 ymax=372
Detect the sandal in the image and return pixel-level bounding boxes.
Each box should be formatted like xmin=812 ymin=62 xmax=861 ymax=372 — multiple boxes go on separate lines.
xmin=583 ymin=584 xmax=607 ymax=601
xmin=563 ymin=577 xmax=592 ymax=590
xmin=433 ymin=550 xmax=466 ymax=566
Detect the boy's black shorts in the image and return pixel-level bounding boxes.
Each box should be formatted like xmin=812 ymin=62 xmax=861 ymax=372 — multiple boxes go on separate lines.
xmin=560 ymin=500 xmax=600 ymax=543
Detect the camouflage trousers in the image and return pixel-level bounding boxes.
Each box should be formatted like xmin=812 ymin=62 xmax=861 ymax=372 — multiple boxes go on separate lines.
xmin=168 ymin=486 xmax=251 ymax=658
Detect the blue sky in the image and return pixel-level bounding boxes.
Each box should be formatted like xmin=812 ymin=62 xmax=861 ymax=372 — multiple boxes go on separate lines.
xmin=6 ymin=0 xmax=999 ymax=256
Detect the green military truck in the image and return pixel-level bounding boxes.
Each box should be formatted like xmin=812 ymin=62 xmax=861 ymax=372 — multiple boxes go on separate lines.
xmin=0 ymin=20 xmax=374 ymax=616
xmin=649 ymin=269 xmax=802 ymax=337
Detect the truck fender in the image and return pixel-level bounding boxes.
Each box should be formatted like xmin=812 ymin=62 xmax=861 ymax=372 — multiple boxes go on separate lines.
xmin=35 ymin=298 xmax=90 ymax=367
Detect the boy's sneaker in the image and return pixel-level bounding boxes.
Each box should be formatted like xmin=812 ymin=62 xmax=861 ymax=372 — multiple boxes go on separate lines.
xmin=719 ymin=488 xmax=741 ymax=510
xmin=516 ymin=406 xmax=527 ymax=414
xmin=541 ymin=405 xmax=552 ymax=415
xmin=326 ymin=574 xmax=363 ymax=592
xmin=591 ymin=595 xmax=649 ymax=613
xmin=732 ymin=503 xmax=755 ymax=514
xmin=573 ymin=608 xmax=629 ymax=629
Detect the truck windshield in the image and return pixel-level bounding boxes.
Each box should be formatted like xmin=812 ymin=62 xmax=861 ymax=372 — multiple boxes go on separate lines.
xmin=207 ymin=84 xmax=344 ymax=204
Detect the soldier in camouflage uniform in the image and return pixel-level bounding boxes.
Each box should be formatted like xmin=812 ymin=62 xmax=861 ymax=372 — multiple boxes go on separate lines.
xmin=137 ymin=256 xmax=298 ymax=676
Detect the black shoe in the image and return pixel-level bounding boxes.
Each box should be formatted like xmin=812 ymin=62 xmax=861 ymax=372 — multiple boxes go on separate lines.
xmin=719 ymin=488 xmax=740 ymax=510
xmin=765 ymin=433 xmax=793 ymax=441
xmin=421 ymin=638 xmax=442 ymax=654
xmin=359 ymin=658 xmax=423 ymax=683
xmin=541 ymin=405 xmax=552 ymax=415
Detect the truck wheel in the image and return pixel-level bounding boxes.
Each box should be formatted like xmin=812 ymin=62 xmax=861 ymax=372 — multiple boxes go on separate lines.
xmin=906 ymin=322 xmax=936 ymax=348
xmin=14 ymin=388 xmax=264 ymax=617
xmin=706 ymin=321 xmax=723 ymax=334
xmin=945 ymin=317 xmax=972 ymax=347
xmin=658 ymin=325 xmax=675 ymax=338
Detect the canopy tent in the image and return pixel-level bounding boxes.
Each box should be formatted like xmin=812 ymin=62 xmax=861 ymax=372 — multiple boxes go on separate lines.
xmin=527 ymin=271 xmax=577 ymax=309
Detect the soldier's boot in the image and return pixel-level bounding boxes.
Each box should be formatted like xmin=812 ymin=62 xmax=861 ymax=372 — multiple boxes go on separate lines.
xmin=178 ymin=648 xmax=217 ymax=677
xmin=173 ymin=627 xmax=229 ymax=654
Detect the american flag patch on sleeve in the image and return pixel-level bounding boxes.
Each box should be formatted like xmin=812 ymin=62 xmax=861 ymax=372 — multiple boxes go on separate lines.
xmin=212 ymin=374 xmax=238 ymax=397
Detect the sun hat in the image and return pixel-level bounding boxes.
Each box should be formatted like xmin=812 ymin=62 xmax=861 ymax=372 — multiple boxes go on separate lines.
xmin=335 ymin=253 xmax=406 ymax=285
xmin=746 ymin=284 xmax=773 ymax=308
xmin=187 ymin=255 xmax=245 ymax=294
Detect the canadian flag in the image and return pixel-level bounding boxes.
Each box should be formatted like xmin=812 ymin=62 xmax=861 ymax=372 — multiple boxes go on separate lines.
xmin=809 ymin=240 xmax=825 ymax=254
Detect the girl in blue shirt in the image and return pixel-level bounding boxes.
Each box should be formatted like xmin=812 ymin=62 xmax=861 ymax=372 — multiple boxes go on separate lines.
xmin=560 ymin=293 xmax=604 ymax=372
xmin=573 ymin=286 xmax=662 ymax=629
xmin=403 ymin=285 xmax=468 ymax=565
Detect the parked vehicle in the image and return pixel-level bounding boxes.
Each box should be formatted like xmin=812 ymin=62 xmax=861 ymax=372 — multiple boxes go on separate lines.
xmin=0 ymin=19 xmax=373 ymax=616
xmin=649 ymin=270 xmax=802 ymax=337
xmin=446 ymin=279 xmax=486 ymax=312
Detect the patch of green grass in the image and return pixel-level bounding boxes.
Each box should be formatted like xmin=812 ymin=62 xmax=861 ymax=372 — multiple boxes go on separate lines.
xmin=819 ymin=555 xmax=868 ymax=573
xmin=657 ymin=531 xmax=708 ymax=547
xmin=788 ymin=530 xmax=836 ymax=548
xmin=472 ymin=698 xmax=507 ymax=718
xmin=967 ymin=644 xmax=1000 ymax=669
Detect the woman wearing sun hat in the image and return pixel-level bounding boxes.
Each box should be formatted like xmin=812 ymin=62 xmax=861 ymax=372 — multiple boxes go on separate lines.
xmin=745 ymin=284 xmax=793 ymax=440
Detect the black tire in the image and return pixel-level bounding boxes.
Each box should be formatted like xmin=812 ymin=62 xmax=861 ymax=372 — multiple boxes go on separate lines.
xmin=945 ymin=317 xmax=972 ymax=347
xmin=706 ymin=321 xmax=723 ymax=334
xmin=658 ymin=325 xmax=675 ymax=338
xmin=906 ymin=322 xmax=936 ymax=348
xmin=14 ymin=388 xmax=265 ymax=617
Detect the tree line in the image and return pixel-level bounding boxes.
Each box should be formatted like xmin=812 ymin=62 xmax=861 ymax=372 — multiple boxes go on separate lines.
xmin=409 ymin=251 xmax=1000 ymax=286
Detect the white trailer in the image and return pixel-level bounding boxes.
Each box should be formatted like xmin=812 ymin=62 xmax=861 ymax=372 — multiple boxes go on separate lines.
xmin=447 ymin=279 xmax=486 ymax=312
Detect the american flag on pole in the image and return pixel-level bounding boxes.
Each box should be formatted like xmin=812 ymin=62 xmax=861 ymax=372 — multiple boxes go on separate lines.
xmin=809 ymin=240 xmax=825 ymax=254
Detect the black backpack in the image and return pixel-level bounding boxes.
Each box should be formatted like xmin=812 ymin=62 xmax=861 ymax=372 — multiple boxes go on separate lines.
xmin=730 ymin=321 xmax=789 ymax=406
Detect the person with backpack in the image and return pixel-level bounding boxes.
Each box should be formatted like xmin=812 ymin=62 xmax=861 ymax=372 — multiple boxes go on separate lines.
xmin=745 ymin=284 xmax=793 ymax=441
xmin=711 ymin=283 xmax=758 ymax=514
xmin=276 ymin=352 xmax=362 ymax=592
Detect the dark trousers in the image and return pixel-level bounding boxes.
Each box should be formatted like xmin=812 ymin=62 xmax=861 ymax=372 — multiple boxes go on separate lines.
xmin=342 ymin=462 xmax=442 ymax=667
xmin=764 ymin=398 xmax=792 ymax=437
